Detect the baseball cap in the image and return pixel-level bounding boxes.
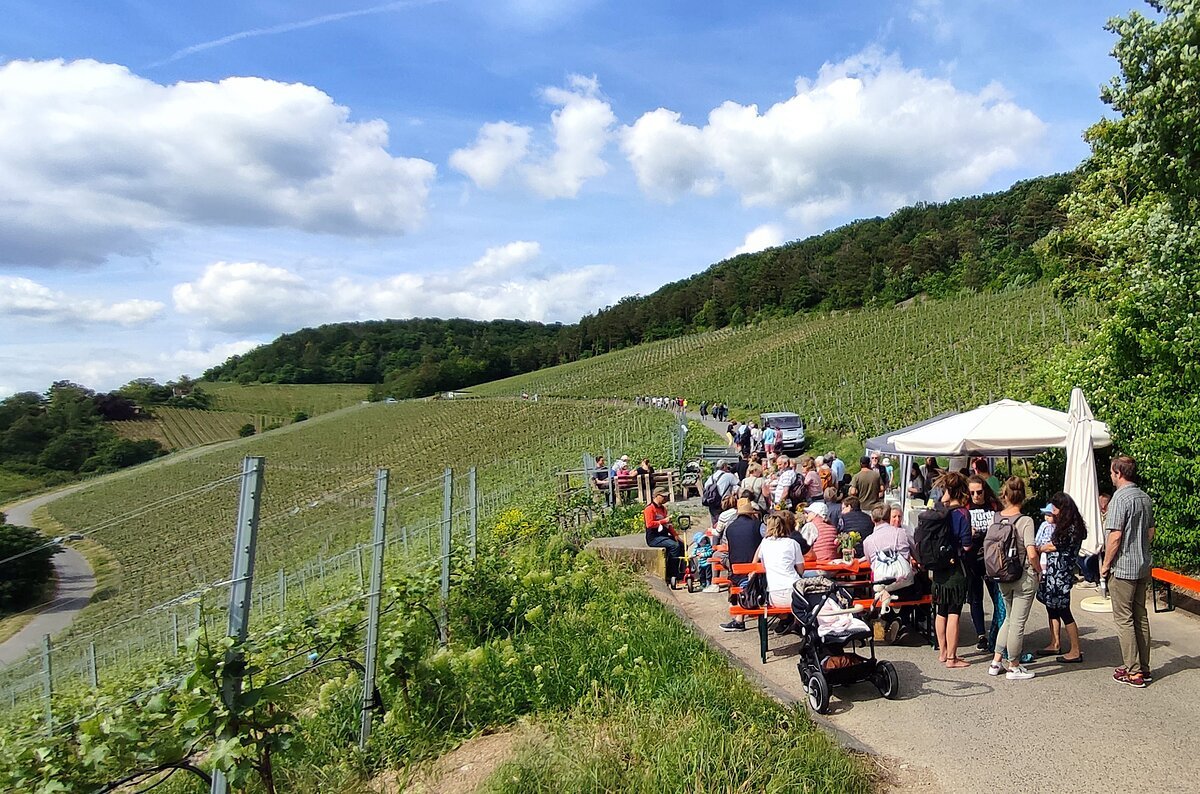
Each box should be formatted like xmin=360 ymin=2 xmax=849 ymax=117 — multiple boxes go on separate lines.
xmin=804 ymin=502 xmax=829 ymax=519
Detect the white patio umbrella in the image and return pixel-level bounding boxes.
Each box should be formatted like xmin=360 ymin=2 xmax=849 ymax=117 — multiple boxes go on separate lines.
xmin=1065 ymin=388 xmax=1105 ymax=556
xmin=887 ymin=399 xmax=1112 ymax=455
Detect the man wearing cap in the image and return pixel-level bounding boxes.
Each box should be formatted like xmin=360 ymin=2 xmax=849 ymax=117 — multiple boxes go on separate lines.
xmin=703 ymin=461 xmax=739 ymax=526
xmin=644 ymin=487 xmax=683 ymax=584
xmin=720 ymin=493 xmax=764 ymax=631
xmin=802 ymin=501 xmax=839 ymax=563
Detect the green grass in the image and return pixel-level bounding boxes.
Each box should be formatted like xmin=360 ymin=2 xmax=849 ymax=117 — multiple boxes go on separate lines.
xmin=0 ymin=469 xmax=44 ymax=506
xmin=473 ymin=286 xmax=1100 ymax=440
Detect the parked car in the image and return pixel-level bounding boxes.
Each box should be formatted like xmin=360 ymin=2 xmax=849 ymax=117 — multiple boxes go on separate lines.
xmin=760 ymin=411 xmax=807 ymax=454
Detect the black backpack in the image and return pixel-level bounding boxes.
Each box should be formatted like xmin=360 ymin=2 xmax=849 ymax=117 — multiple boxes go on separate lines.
xmin=701 ymin=475 xmax=723 ymax=509
xmin=737 ymin=572 xmax=767 ymax=609
xmin=914 ymin=504 xmax=959 ymax=571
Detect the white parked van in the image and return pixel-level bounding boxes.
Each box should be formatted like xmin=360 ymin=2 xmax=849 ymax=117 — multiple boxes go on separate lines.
xmin=760 ymin=411 xmax=807 ymax=454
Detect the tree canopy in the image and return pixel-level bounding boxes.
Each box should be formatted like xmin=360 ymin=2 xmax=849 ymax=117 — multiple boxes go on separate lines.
xmin=205 ymin=173 xmax=1073 ymax=397
xmin=1043 ymin=0 xmax=1200 ymax=571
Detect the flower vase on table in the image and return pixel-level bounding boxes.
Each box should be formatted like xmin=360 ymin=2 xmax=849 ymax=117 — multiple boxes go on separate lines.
xmin=842 ymin=548 xmax=854 ymax=563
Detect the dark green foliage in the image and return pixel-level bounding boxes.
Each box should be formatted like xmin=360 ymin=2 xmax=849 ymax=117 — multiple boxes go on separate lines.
xmin=1042 ymin=0 xmax=1200 ymax=571
xmin=0 ymin=523 xmax=61 ymax=611
xmin=292 ymin=411 xmax=309 ymax=423
xmin=238 ymin=423 xmax=256 ymax=438
xmin=0 ymin=381 xmax=166 ymax=495
xmin=203 ymin=318 xmax=570 ymax=399
xmin=202 ymin=175 xmax=1073 ymax=397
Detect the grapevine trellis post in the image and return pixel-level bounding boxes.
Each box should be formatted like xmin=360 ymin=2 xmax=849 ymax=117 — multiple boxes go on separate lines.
xmin=40 ymin=634 xmax=52 ymax=736
xmin=210 ymin=455 xmax=265 ymax=794
xmin=468 ymin=467 xmax=478 ymax=561
xmin=360 ymin=468 xmax=389 ymax=749
xmin=439 ymin=468 xmax=452 ymax=648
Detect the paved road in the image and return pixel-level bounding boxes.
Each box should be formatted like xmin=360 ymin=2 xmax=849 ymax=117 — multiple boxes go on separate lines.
xmin=0 ymin=402 xmax=374 ymax=667
xmin=0 ymin=486 xmax=96 ymax=666
xmin=655 ymin=566 xmax=1200 ymax=792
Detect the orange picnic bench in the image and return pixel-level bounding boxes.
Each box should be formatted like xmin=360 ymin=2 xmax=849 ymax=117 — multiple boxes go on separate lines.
xmin=1151 ymin=567 xmax=1200 ymax=613
xmin=728 ymin=562 xmax=793 ymax=664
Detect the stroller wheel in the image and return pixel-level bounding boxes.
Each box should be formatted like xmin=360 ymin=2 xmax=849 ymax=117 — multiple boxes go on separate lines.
xmin=806 ymin=671 xmax=831 ymax=714
xmin=686 ymin=574 xmax=698 ymax=593
xmin=669 ymin=574 xmax=678 ymax=590
xmin=873 ymin=660 xmax=900 ymax=699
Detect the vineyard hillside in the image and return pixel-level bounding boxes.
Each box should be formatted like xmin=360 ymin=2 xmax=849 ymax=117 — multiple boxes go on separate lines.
xmin=110 ymin=407 xmax=259 ymax=450
xmin=46 ymin=399 xmax=681 ymax=637
xmin=108 ymin=384 xmax=372 ymax=452
xmin=201 ymin=381 xmax=371 ymax=416
xmin=472 ymin=286 xmax=1100 ymax=439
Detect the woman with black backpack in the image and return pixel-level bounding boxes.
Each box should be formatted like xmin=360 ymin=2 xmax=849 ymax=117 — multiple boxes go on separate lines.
xmin=929 ymin=472 xmax=974 ymax=669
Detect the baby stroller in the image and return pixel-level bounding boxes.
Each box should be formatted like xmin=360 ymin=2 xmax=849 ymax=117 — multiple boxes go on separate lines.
xmin=791 ymin=577 xmax=899 ymax=714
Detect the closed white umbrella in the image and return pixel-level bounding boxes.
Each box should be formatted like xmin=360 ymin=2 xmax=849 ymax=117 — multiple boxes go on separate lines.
xmin=1065 ymin=388 xmax=1104 ymax=556
xmin=887 ymin=399 xmax=1112 ymax=455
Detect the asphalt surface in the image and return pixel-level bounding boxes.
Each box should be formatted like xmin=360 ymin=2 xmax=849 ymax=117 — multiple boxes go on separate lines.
xmin=655 ymin=561 xmax=1200 ymax=792
xmin=0 ymin=486 xmax=96 ymax=666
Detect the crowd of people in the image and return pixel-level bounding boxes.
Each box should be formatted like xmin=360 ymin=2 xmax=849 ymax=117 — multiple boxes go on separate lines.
xmin=636 ymin=396 xmax=688 ymax=410
xmin=644 ymin=441 xmax=1158 ymax=687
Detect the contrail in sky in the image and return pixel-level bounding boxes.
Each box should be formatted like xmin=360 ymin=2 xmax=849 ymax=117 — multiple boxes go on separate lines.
xmin=150 ymin=0 xmax=446 ymax=68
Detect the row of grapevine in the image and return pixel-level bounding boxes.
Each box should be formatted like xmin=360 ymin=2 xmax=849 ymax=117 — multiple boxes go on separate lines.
xmin=473 ymin=287 xmax=1102 ymax=439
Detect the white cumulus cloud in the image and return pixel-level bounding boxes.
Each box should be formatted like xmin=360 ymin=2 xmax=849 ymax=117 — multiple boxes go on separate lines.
xmin=0 ymin=59 xmax=437 ymax=268
xmin=172 ymin=243 xmax=622 ymax=333
xmin=620 ymin=49 xmax=1044 ymax=224
xmin=0 ymin=276 xmax=164 ymax=326
xmin=451 ymin=74 xmax=615 ymax=198
xmin=448 ymin=122 xmax=531 ymax=189
xmin=729 ymin=224 xmax=785 ymax=257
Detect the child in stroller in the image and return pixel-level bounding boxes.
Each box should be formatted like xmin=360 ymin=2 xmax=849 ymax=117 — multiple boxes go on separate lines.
xmin=791 ymin=577 xmax=899 ymax=713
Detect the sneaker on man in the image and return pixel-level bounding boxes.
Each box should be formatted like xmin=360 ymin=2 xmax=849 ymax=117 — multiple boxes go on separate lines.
xmin=702 ymin=584 xmax=721 ymax=593
xmin=720 ymin=620 xmax=747 ymax=632
xmin=1005 ymin=666 xmax=1035 ymax=680
xmin=884 ymin=620 xmax=901 ymax=645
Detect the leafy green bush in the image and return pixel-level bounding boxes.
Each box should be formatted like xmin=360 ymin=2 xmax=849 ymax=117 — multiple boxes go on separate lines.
xmin=0 ymin=524 xmax=61 ymax=611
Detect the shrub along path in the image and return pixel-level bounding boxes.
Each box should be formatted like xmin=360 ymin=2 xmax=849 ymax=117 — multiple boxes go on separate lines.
xmin=654 ymin=570 xmax=1200 ymax=792
xmin=0 ymin=486 xmax=94 ymax=665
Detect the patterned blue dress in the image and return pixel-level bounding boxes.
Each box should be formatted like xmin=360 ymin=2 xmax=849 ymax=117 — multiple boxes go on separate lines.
xmin=1036 ymin=535 xmax=1082 ymax=610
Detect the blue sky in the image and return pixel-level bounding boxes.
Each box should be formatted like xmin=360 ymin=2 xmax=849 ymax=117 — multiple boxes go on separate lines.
xmin=0 ymin=0 xmax=1142 ymax=395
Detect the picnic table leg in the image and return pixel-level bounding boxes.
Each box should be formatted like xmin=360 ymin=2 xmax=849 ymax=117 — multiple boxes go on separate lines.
xmin=759 ymin=612 xmax=768 ymax=664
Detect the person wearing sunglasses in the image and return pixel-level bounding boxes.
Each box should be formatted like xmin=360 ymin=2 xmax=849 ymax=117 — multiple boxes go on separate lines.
xmin=967 ymin=475 xmax=1004 ymax=652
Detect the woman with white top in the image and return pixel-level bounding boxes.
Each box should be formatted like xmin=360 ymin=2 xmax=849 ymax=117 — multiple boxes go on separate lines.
xmin=754 ymin=513 xmax=805 ymax=607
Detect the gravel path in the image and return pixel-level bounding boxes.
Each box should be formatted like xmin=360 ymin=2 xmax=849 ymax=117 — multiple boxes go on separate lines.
xmin=0 ymin=485 xmax=95 ymax=666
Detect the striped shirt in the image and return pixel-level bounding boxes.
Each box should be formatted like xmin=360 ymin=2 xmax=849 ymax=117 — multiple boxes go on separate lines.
xmin=1105 ymin=483 xmax=1155 ymax=580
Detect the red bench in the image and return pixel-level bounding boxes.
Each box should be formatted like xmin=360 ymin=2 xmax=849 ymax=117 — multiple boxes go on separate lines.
xmin=1151 ymin=567 xmax=1200 ymax=613
xmin=728 ymin=563 xmax=794 ymax=663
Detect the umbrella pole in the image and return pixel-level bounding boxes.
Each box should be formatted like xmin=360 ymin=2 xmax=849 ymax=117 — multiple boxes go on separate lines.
xmin=1007 ymin=450 xmax=1012 ymax=479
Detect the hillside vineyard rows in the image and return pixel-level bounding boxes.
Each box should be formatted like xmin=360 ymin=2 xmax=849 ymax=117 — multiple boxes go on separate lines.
xmin=42 ymin=399 xmax=674 ymax=641
xmin=475 ymin=286 xmax=1100 ymax=437
xmin=202 ymin=381 xmax=372 ymax=416
xmin=110 ymin=406 xmax=261 ymax=450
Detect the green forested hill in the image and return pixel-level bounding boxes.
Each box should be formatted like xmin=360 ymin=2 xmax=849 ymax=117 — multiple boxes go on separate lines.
xmin=205 ymin=173 xmax=1073 ymax=397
